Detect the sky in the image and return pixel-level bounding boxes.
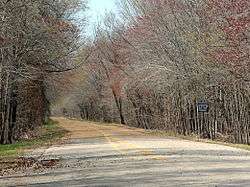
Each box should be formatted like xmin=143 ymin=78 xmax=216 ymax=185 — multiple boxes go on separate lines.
xmin=85 ymin=0 xmax=118 ymax=35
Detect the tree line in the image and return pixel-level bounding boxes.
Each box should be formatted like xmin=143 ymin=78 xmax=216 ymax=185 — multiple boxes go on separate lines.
xmin=0 ymin=0 xmax=85 ymax=144
xmin=60 ymin=0 xmax=250 ymax=144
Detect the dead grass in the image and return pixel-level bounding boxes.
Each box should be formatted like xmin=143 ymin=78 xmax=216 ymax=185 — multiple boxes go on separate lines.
xmin=0 ymin=119 xmax=68 ymax=159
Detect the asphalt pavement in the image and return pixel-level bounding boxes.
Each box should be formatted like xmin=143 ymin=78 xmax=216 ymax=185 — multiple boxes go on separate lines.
xmin=1 ymin=118 xmax=250 ymax=187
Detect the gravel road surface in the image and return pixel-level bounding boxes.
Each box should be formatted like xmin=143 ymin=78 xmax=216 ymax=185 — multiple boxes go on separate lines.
xmin=1 ymin=118 xmax=250 ymax=187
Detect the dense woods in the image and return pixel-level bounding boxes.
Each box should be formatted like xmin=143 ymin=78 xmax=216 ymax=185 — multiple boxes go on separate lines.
xmin=59 ymin=0 xmax=250 ymax=144
xmin=1 ymin=0 xmax=249 ymax=145
xmin=0 ymin=0 xmax=85 ymax=144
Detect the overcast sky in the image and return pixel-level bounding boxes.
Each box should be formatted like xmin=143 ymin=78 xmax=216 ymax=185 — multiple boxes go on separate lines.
xmin=85 ymin=0 xmax=117 ymax=36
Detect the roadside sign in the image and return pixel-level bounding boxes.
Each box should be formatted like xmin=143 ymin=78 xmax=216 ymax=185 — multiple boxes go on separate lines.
xmin=197 ymin=100 xmax=209 ymax=112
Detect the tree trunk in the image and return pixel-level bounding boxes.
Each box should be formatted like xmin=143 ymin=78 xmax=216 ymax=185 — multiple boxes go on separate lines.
xmin=112 ymin=89 xmax=125 ymax=124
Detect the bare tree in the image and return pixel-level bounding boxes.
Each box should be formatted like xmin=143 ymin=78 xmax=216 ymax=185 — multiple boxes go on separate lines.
xmin=0 ymin=0 xmax=86 ymax=144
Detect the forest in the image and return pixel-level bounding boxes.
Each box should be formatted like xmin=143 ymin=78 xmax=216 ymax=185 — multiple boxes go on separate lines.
xmin=1 ymin=0 xmax=249 ymax=145
xmin=0 ymin=0 xmax=85 ymax=144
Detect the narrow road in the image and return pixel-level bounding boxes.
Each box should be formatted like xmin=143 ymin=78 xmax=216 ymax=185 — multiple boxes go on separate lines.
xmin=1 ymin=118 xmax=250 ymax=187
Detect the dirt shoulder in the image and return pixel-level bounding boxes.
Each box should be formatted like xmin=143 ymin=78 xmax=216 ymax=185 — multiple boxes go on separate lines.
xmin=0 ymin=119 xmax=68 ymax=176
